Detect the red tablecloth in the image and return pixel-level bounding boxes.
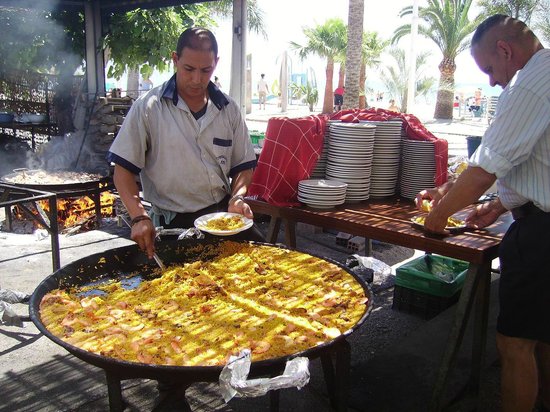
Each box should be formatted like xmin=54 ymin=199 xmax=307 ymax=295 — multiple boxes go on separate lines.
xmin=248 ymin=115 xmax=327 ymax=206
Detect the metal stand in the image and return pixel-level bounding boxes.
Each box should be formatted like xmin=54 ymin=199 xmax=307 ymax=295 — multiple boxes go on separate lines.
xmin=0 ymin=183 xmax=60 ymax=270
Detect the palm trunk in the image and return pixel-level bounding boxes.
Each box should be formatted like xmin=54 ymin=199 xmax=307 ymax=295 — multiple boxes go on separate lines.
xmin=323 ymin=58 xmax=335 ymax=114
xmin=359 ymin=62 xmax=366 ymax=109
xmin=433 ymin=58 xmax=456 ymax=120
xmin=338 ymin=64 xmax=345 ymax=88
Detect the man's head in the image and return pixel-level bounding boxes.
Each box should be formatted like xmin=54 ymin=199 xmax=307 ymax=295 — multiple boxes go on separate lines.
xmin=471 ymin=15 xmax=543 ymax=89
xmin=261 ymin=74 xmax=265 ymax=79
xmin=172 ymin=28 xmax=219 ymax=102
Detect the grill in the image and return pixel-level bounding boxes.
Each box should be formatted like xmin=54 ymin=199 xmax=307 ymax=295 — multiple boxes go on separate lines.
xmin=0 ymin=169 xmax=114 ymax=229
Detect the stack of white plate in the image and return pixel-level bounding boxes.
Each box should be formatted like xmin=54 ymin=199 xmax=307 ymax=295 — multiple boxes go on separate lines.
xmin=297 ymin=179 xmax=348 ymax=209
xmin=399 ymin=140 xmax=436 ymax=199
xmin=360 ymin=120 xmax=403 ymax=198
xmin=310 ymin=128 xmax=330 ymax=179
xmin=325 ymin=122 xmax=376 ymax=203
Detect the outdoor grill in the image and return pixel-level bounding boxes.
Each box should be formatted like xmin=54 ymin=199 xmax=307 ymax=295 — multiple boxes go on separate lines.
xmin=0 ymin=168 xmax=114 ymax=229
xmin=29 ymin=238 xmax=373 ymax=412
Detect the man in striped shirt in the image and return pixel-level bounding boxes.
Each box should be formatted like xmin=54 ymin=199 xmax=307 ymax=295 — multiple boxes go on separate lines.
xmin=416 ymin=15 xmax=549 ymax=412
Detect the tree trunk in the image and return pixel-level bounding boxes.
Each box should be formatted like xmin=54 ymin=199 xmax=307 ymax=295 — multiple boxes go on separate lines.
xmin=338 ymin=64 xmax=345 ymax=88
xmin=433 ymin=57 xmax=456 ymax=120
xmin=323 ymin=58 xmax=335 ymax=114
xmin=126 ymin=68 xmax=140 ymax=99
xmin=343 ymin=0 xmax=364 ymax=110
xmin=359 ymin=62 xmax=367 ymax=109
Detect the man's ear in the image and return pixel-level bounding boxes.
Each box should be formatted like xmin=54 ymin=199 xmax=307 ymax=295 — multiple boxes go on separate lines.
xmin=496 ymin=40 xmax=512 ymax=60
xmin=171 ymin=51 xmax=179 ymax=65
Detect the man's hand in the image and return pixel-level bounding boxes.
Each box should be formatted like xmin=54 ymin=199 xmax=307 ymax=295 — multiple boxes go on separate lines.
xmin=465 ymin=198 xmax=506 ymax=229
xmin=228 ymin=196 xmax=253 ymax=219
xmin=130 ymin=218 xmax=156 ymax=259
xmin=415 ymin=181 xmax=454 ymax=211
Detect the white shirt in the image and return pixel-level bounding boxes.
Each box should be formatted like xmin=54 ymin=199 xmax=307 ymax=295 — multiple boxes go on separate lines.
xmin=470 ymin=49 xmax=550 ymax=211
xmin=257 ymin=78 xmax=269 ymax=94
xmin=108 ymin=75 xmax=257 ymax=214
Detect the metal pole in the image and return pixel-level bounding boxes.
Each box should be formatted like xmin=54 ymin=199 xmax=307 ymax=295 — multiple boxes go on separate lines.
xmin=406 ymin=0 xmax=419 ymax=114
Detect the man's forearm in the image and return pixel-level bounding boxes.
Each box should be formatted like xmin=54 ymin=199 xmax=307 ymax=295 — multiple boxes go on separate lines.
xmin=113 ymin=165 xmax=148 ymax=219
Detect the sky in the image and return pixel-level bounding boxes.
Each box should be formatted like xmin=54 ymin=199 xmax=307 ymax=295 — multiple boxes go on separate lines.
xmin=143 ymin=0 xmax=499 ymax=102
xmin=209 ymin=0 xmax=500 ymax=100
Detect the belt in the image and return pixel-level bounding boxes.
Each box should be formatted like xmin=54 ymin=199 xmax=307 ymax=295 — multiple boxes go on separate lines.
xmin=510 ymin=202 xmax=547 ymax=220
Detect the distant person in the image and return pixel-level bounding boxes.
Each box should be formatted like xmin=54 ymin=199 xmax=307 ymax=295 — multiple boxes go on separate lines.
xmin=139 ymin=76 xmax=153 ymax=96
xmin=387 ymin=99 xmax=399 ymax=112
xmin=334 ymin=86 xmax=344 ymax=111
xmin=469 ymin=87 xmax=483 ymax=113
xmin=214 ymin=76 xmax=222 ymax=89
xmin=257 ymin=73 xmax=269 ymax=110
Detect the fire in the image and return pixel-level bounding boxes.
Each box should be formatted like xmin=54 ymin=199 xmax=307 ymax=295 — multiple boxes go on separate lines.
xmin=14 ymin=192 xmax=117 ymax=230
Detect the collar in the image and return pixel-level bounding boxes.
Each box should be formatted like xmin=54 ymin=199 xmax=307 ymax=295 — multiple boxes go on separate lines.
xmin=161 ymin=73 xmax=229 ymax=110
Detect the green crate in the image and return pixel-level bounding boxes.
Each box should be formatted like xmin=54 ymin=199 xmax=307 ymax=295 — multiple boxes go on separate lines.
xmin=249 ymin=131 xmax=265 ymax=145
xmin=395 ymin=254 xmax=469 ymax=298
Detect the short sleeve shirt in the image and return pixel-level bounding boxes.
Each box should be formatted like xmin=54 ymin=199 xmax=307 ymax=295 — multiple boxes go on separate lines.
xmin=469 ymin=49 xmax=550 ymax=211
xmin=107 ymin=74 xmax=257 ymax=214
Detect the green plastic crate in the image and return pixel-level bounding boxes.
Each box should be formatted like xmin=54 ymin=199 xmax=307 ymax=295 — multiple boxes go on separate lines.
xmin=395 ymin=254 xmax=469 ymax=298
xmin=249 ymin=131 xmax=265 ymax=145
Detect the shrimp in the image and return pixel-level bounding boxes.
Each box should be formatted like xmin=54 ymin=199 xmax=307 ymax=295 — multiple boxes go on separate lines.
xmin=250 ymin=340 xmax=271 ymax=354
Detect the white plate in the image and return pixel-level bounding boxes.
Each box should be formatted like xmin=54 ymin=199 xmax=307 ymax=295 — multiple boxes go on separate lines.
xmin=194 ymin=212 xmax=253 ymax=236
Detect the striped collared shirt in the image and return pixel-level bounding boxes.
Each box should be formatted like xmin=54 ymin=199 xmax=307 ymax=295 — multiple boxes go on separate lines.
xmin=470 ymin=49 xmax=550 ymax=211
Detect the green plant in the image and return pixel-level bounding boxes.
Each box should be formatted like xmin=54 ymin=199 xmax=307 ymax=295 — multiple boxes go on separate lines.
xmin=290 ymin=82 xmax=319 ymax=112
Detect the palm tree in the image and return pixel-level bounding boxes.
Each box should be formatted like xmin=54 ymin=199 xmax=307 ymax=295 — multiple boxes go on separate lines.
xmin=290 ymin=18 xmax=347 ymax=114
xmin=208 ymin=0 xmax=267 ymax=38
xmin=392 ymin=0 xmax=485 ymax=119
xmin=343 ymin=0 xmax=364 ymax=109
xmin=478 ymin=0 xmax=550 ymax=44
xmin=380 ymin=48 xmax=437 ymax=112
xmin=477 ymin=0 xmax=540 ymax=23
xmin=359 ymin=32 xmax=389 ymax=108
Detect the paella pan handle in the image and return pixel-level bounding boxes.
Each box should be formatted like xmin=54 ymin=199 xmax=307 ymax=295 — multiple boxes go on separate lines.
xmin=219 ymin=349 xmax=310 ymax=402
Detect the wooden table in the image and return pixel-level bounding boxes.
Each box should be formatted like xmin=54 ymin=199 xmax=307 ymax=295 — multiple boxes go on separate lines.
xmin=247 ymin=197 xmax=512 ymax=411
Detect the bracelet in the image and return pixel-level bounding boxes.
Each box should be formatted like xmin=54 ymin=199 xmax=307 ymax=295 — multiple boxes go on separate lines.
xmin=130 ymin=215 xmax=151 ymax=227
xmin=229 ymin=194 xmax=245 ymax=204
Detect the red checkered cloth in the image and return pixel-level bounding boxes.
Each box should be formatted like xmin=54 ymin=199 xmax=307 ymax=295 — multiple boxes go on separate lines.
xmin=331 ymin=108 xmax=448 ymax=186
xmin=248 ymin=115 xmax=327 ymax=206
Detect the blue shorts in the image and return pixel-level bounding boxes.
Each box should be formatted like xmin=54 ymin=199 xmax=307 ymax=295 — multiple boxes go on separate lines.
xmin=497 ymin=212 xmax=550 ymax=344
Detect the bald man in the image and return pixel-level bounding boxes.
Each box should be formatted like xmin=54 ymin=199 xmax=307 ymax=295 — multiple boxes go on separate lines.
xmin=416 ymin=15 xmax=550 ymax=412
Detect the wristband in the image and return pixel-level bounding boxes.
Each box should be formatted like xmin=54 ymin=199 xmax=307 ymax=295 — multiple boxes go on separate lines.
xmin=229 ymin=194 xmax=245 ymax=204
xmin=130 ymin=215 xmax=151 ymax=227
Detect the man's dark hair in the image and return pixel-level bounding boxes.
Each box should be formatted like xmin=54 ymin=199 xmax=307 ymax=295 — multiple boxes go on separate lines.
xmin=472 ymin=14 xmax=509 ymax=46
xmin=176 ymin=27 xmax=218 ymax=57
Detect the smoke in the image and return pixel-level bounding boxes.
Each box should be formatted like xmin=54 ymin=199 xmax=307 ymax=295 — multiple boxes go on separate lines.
xmin=26 ymin=131 xmax=108 ymax=173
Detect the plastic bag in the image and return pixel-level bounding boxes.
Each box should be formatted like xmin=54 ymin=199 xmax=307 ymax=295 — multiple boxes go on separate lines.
xmin=219 ymin=349 xmax=310 ymax=402
xmin=346 ymin=254 xmax=393 ymax=291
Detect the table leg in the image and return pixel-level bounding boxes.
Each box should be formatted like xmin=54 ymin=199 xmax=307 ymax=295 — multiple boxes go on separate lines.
xmin=429 ymin=261 xmax=491 ymax=411
xmin=321 ymin=339 xmax=351 ymax=412
xmin=284 ymin=220 xmax=296 ymax=248
xmin=266 ymin=217 xmax=281 ymax=243
xmin=105 ymin=371 xmax=125 ymax=412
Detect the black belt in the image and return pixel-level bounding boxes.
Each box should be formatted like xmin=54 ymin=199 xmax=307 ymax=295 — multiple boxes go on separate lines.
xmin=511 ymin=202 xmax=547 ymax=220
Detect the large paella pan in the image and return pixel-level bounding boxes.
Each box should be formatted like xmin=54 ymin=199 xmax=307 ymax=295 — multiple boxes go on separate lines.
xmin=30 ymin=239 xmax=372 ymax=383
